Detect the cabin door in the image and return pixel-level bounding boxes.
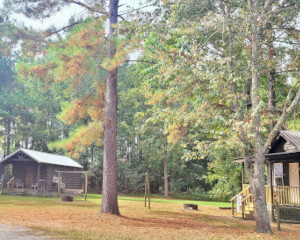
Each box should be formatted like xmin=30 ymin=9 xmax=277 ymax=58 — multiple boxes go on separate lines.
xmin=289 ymin=162 xmax=300 ymax=204
xmin=25 ymin=167 xmax=34 ymax=188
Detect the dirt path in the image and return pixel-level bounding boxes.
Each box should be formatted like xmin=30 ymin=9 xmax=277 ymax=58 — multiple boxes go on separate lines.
xmin=0 ymin=224 xmax=51 ymax=240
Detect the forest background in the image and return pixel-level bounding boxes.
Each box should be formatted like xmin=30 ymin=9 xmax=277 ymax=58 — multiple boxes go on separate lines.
xmin=0 ymin=0 xmax=299 ymax=204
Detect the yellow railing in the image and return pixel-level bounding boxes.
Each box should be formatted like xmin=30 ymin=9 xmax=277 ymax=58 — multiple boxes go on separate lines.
xmin=242 ymin=184 xmax=251 ymax=196
xmin=241 ymin=193 xmax=252 ymax=205
xmin=240 ymin=184 xmax=300 ymax=205
xmin=231 ymin=184 xmax=300 ymax=219
xmin=273 ymin=186 xmax=300 ymax=205
xmin=265 ymin=185 xmax=272 ymax=204
xmin=230 ymin=186 xmax=250 ymax=202
xmin=230 ymin=186 xmax=251 ymax=216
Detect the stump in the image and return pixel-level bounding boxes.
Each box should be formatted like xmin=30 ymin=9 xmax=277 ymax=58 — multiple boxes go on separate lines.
xmin=183 ymin=203 xmax=198 ymax=211
xmin=61 ymin=194 xmax=74 ymax=202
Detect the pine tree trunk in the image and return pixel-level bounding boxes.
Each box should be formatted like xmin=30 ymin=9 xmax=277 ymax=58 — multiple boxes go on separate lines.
xmin=6 ymin=118 xmax=10 ymax=156
xmin=6 ymin=77 xmax=12 ymax=156
xmin=164 ymin=146 xmax=168 ymax=198
xmin=5 ymin=80 xmax=12 ymax=180
xmin=100 ymin=0 xmax=120 ymax=215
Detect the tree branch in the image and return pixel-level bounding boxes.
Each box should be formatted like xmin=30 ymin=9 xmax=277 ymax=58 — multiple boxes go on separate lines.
xmin=125 ymin=59 xmax=157 ymax=64
xmin=67 ymin=0 xmax=108 ymax=15
xmin=263 ymin=81 xmax=300 ymax=152
xmin=118 ymin=15 xmax=125 ymax=21
xmin=43 ymin=21 xmax=82 ymax=38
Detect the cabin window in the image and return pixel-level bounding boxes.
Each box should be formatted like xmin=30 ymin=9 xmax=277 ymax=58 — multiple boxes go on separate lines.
xmin=274 ymin=163 xmax=284 ymax=186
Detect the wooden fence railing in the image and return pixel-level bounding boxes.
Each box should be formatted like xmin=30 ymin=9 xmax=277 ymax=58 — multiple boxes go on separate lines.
xmin=241 ymin=184 xmax=300 ymax=205
xmin=6 ymin=176 xmax=14 ymax=190
xmin=230 ymin=186 xmax=251 ymax=216
xmin=273 ymin=186 xmax=300 ymax=205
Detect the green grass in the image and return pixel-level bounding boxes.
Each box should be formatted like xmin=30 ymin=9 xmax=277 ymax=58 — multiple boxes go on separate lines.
xmin=0 ymin=193 xmax=231 ymax=208
xmin=76 ymin=193 xmax=231 ymax=207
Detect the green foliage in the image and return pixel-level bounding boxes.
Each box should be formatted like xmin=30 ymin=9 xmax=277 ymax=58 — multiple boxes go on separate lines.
xmin=1 ymin=0 xmax=299 ymax=204
xmin=206 ymin=146 xmax=242 ymax=199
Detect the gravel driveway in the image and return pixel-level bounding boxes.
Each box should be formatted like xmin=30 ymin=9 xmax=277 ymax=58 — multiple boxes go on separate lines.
xmin=0 ymin=224 xmax=52 ymax=240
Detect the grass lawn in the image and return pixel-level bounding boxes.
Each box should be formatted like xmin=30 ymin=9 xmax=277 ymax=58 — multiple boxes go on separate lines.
xmin=0 ymin=194 xmax=299 ymax=240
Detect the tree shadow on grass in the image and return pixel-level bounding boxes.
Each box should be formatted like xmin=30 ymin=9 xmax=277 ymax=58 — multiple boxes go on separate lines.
xmin=120 ymin=211 xmax=253 ymax=233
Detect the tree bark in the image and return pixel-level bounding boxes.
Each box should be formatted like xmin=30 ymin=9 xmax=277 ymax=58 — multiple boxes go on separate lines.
xmin=248 ymin=0 xmax=272 ymax=233
xmin=4 ymin=78 xmax=12 ymax=180
xmin=6 ymin=118 xmax=11 ymax=156
xmin=164 ymin=144 xmax=168 ymax=198
xmin=267 ymin=15 xmax=276 ymax=130
xmin=268 ymin=67 xmax=276 ymax=129
xmin=100 ymin=0 xmax=120 ymax=215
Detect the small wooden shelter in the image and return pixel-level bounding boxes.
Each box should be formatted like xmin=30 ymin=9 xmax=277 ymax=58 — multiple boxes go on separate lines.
xmin=231 ymin=131 xmax=300 ymax=222
xmin=0 ymin=148 xmax=84 ymax=197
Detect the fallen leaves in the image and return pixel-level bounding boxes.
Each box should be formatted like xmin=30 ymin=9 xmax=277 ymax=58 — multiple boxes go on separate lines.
xmin=0 ymin=195 xmax=298 ymax=240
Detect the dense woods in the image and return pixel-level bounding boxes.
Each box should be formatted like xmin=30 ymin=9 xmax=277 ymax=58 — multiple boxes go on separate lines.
xmin=0 ymin=0 xmax=299 ymax=233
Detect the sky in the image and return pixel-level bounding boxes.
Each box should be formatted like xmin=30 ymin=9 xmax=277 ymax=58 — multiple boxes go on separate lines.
xmin=0 ymin=0 xmax=149 ymax=30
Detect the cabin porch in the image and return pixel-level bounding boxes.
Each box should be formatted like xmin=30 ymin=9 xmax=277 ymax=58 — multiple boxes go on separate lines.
xmin=231 ymin=131 xmax=300 ymax=222
xmin=1 ymin=160 xmax=47 ymax=196
xmin=231 ymin=184 xmax=300 ymax=222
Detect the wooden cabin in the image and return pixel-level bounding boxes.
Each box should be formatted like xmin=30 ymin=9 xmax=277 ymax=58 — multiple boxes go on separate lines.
xmin=0 ymin=148 xmax=83 ymax=197
xmin=231 ymin=131 xmax=300 ymax=222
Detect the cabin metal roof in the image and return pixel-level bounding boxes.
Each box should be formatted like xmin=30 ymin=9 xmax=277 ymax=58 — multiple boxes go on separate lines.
xmin=0 ymin=148 xmax=83 ymax=168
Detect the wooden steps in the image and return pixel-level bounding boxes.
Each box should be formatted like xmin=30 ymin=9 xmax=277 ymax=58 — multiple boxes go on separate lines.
xmin=246 ymin=202 xmax=254 ymax=212
xmin=236 ymin=203 xmax=254 ymax=219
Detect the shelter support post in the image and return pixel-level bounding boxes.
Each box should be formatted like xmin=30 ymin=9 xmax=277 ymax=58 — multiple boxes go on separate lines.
xmin=242 ymin=162 xmax=245 ymax=185
xmin=276 ymin=201 xmax=281 ymax=231
xmin=58 ymin=171 xmax=61 ymax=196
xmin=269 ymin=161 xmax=274 ymax=221
xmin=242 ymin=201 xmax=245 ymax=220
xmin=85 ymin=172 xmax=88 ymax=201
xmin=144 ymin=173 xmax=147 ymax=207
xmin=3 ymin=163 xmax=8 ymax=189
xmin=267 ymin=162 xmax=270 ymax=185
xmin=37 ymin=164 xmax=41 ymax=188
xmin=144 ymin=172 xmax=150 ymax=209
xmin=147 ymin=173 xmax=150 ymax=209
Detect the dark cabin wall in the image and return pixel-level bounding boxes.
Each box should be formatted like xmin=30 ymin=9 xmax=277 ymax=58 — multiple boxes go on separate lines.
xmin=4 ymin=161 xmax=82 ymax=192
xmin=13 ymin=161 xmax=38 ymax=184
xmin=270 ymin=137 xmax=286 ymax=153
xmin=46 ymin=165 xmax=82 ymax=192
xmin=40 ymin=164 xmax=47 ymax=180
